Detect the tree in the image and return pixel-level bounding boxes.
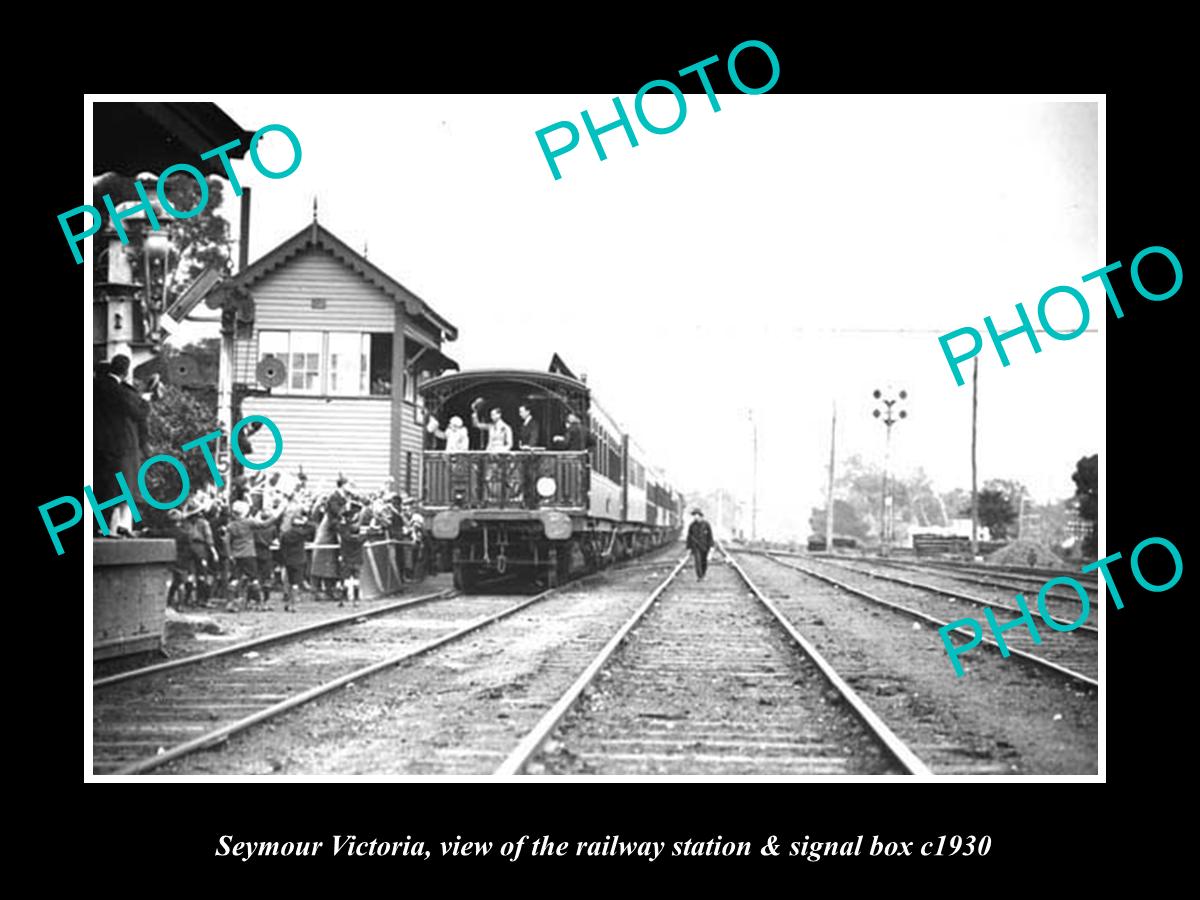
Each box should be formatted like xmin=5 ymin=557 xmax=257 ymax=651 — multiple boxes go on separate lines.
xmin=814 ymin=456 xmax=948 ymax=544
xmin=126 ymin=173 xmax=235 ymax=309
xmin=1072 ymin=454 xmax=1098 ymax=556
xmin=809 ymin=499 xmax=870 ymax=540
xmin=976 ymin=488 xmax=1017 ymax=539
xmin=982 ymin=478 xmax=1029 ymax=537
xmin=134 ymin=340 xmax=222 ymax=529
xmin=941 ymin=488 xmax=972 ymax=525
xmin=138 ymin=381 xmax=221 ymax=529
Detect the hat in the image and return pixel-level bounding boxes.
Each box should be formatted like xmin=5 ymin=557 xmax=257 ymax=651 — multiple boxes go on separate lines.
xmin=449 ymin=415 xmax=464 ymax=428
xmin=691 ymin=508 xmax=703 ymax=515
xmin=232 ymin=500 xmax=250 ymax=517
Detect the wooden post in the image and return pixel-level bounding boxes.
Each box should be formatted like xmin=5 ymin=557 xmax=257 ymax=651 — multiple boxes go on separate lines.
xmin=970 ymin=356 xmax=979 ymax=557
xmin=390 ymin=304 xmax=408 ymax=490
xmin=238 ymin=187 xmax=252 ymax=271
xmin=825 ymin=402 xmax=836 ymax=553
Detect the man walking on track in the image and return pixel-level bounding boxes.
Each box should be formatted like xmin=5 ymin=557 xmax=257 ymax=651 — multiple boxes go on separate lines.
xmin=686 ymin=508 xmax=713 ymax=580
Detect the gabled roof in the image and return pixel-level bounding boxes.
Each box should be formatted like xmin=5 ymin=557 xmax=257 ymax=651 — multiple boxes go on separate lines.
xmin=232 ymin=221 xmax=458 ymax=341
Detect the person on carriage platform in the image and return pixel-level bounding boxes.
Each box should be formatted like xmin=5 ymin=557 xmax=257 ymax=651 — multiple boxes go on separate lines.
xmin=426 ymin=414 xmax=471 ymax=451
xmin=470 ymin=398 xmax=513 ymax=452
xmin=514 ymin=403 xmax=542 ymax=508
xmin=552 ymin=412 xmax=586 ymax=451
xmin=516 ymin=404 xmax=541 ymax=450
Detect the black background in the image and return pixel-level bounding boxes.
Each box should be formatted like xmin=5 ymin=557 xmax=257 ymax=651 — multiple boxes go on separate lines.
xmin=20 ymin=26 xmax=1185 ymax=888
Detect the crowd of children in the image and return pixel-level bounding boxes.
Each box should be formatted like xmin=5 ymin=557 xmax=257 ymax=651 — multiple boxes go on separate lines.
xmin=146 ymin=470 xmax=427 ymax=614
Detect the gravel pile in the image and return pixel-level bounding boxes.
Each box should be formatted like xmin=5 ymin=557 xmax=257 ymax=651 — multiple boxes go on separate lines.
xmin=985 ymin=539 xmax=1064 ymax=568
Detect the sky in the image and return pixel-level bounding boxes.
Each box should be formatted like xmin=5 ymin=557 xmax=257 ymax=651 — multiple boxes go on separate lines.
xmin=168 ymin=94 xmax=1100 ymax=540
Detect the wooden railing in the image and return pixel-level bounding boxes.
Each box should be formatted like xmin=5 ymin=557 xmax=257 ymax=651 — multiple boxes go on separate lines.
xmin=423 ymin=451 xmax=588 ymax=510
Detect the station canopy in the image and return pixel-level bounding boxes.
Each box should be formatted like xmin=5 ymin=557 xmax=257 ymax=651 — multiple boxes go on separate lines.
xmin=93 ymin=102 xmax=254 ymax=180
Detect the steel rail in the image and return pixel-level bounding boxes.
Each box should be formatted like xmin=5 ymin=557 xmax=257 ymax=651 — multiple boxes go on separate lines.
xmin=868 ymin=556 xmax=1097 ymax=599
xmin=909 ymin=557 xmax=1100 ymax=585
xmin=749 ymin=551 xmax=1097 ymax=688
xmin=498 ymin=546 xmax=933 ymax=776
xmin=115 ymin=587 xmax=574 ymax=775
xmin=719 ymin=546 xmax=933 ymax=776
xmin=109 ymin=547 xmax=683 ymax=776
xmin=493 ymin=554 xmax=690 ymax=776
xmin=94 ymin=589 xmax=455 ymax=689
xmin=763 ymin=548 xmax=1097 ymax=598
xmin=779 ymin=555 xmax=1098 ymax=636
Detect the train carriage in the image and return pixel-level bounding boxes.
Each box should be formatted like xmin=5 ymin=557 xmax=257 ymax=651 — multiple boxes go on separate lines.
xmin=419 ymin=366 xmax=682 ymax=590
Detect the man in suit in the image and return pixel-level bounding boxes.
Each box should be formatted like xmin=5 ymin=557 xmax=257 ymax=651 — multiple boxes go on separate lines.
xmin=685 ymin=508 xmax=714 ymax=580
xmin=93 ymin=354 xmax=151 ymax=537
xmin=515 ymin=404 xmax=542 ymax=508
xmin=516 ymin=404 xmax=540 ymax=450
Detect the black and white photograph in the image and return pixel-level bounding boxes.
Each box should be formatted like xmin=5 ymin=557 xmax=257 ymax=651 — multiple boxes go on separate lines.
xmin=81 ymin=92 xmax=1107 ymax=779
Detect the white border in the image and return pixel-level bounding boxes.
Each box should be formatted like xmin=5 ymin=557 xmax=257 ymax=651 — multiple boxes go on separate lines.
xmin=84 ymin=92 xmax=1106 ymax=784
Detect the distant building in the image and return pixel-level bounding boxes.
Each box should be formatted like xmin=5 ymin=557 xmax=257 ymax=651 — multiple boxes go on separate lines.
xmin=904 ymin=516 xmax=980 ymax=547
xmin=230 ymin=220 xmax=459 ymax=494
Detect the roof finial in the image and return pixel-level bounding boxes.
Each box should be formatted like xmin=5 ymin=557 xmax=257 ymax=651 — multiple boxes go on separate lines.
xmin=363 ymin=239 xmax=368 ymax=259
xmin=313 ymin=196 xmax=318 ymax=222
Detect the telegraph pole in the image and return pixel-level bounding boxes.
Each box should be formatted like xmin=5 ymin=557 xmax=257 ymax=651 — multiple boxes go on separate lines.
xmin=748 ymin=409 xmax=758 ymax=543
xmin=825 ymin=402 xmax=836 ymax=553
xmin=970 ymin=357 xmax=979 ymax=557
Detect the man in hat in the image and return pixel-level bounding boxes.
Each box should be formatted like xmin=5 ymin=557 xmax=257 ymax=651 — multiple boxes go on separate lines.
xmin=183 ymin=498 xmax=216 ymax=606
xmin=685 ymin=508 xmax=714 ymax=580
xmin=93 ymin=354 xmax=152 ymax=537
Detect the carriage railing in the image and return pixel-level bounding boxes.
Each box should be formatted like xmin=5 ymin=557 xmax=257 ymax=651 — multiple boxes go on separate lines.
xmin=423 ymin=451 xmax=588 ymax=510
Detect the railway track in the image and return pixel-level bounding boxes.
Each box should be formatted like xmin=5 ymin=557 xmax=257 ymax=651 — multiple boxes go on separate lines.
xmin=497 ymin=545 xmax=932 ymax=776
xmin=94 ymin=588 xmax=455 ymax=689
xmin=915 ymin=558 xmax=1100 ymax=585
xmin=729 ymin=550 xmax=1097 ymax=774
xmin=802 ymin=557 xmax=1097 ymax=634
xmin=92 ymin=551 xmax=680 ymax=776
xmin=768 ymin=549 xmax=1097 ymax=601
xmin=868 ymin=556 xmax=1099 ymax=607
xmin=753 ymin=552 xmax=1097 ymax=686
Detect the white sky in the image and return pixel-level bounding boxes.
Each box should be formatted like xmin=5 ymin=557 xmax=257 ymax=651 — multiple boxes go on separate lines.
xmin=171 ymin=94 xmax=1100 ymax=540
